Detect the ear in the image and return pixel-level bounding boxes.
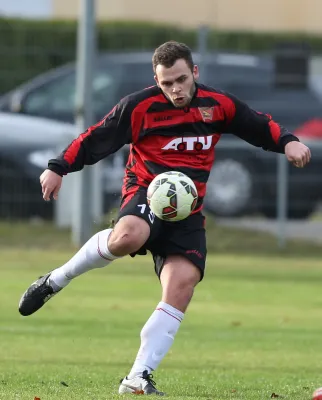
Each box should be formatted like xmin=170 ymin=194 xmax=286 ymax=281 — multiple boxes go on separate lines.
xmin=193 ymin=65 xmax=199 ymax=80
xmin=154 ymin=75 xmax=159 ymax=86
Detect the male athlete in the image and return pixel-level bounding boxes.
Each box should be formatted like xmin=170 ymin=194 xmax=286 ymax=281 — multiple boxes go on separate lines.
xmin=19 ymin=41 xmax=311 ymax=395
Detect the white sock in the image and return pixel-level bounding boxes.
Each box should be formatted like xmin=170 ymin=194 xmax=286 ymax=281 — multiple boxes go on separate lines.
xmin=50 ymin=228 xmax=118 ymax=288
xmin=128 ymin=301 xmax=184 ymax=379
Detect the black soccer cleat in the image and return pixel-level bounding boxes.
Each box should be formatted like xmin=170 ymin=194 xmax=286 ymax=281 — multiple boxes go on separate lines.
xmin=119 ymin=370 xmax=165 ymax=395
xmin=18 ymin=273 xmax=61 ymax=316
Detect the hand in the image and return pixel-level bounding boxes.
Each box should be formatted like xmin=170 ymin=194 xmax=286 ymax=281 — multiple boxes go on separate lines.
xmin=40 ymin=169 xmax=62 ymax=201
xmin=284 ymin=141 xmax=311 ymax=168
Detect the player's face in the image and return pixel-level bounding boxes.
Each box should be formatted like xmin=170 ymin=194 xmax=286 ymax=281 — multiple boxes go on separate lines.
xmin=154 ymin=59 xmax=199 ymax=108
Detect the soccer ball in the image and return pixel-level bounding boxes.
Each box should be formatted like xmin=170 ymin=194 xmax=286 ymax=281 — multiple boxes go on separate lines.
xmin=147 ymin=171 xmax=198 ymax=221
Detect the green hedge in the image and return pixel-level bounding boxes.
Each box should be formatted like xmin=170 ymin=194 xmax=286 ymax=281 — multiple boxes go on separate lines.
xmin=0 ymin=18 xmax=322 ymax=94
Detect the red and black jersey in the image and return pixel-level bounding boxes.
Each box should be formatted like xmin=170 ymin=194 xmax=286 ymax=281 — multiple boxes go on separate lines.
xmin=48 ymin=83 xmax=299 ymax=213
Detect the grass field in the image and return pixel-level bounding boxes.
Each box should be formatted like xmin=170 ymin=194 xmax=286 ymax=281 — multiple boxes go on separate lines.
xmin=1 ymin=222 xmax=322 ymax=399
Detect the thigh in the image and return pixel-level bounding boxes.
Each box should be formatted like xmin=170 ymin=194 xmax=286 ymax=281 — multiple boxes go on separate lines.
xmin=150 ymin=213 xmax=207 ymax=281
xmin=117 ymin=186 xmax=162 ymax=255
xmin=159 ymin=255 xmax=201 ymax=312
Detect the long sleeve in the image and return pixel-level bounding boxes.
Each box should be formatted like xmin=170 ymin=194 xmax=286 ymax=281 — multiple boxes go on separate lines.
xmin=221 ymin=91 xmax=299 ymax=153
xmin=48 ymin=98 xmax=133 ymax=176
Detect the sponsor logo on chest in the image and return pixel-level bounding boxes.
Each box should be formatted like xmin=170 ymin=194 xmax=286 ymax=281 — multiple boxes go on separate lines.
xmin=162 ymin=135 xmax=213 ymax=151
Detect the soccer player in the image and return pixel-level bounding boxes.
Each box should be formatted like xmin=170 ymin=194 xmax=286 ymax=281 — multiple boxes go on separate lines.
xmin=18 ymin=41 xmax=311 ymax=395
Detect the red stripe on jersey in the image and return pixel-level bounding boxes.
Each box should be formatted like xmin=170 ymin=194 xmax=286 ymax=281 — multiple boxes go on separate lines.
xmin=143 ymin=107 xmax=225 ymax=130
xmin=131 ymin=94 xmax=167 ymax=142
xmin=197 ymin=89 xmax=236 ymax=122
xmin=120 ymin=185 xmax=140 ymax=209
xmin=256 ymin=111 xmax=280 ymax=143
xmin=127 ymin=151 xmax=213 ymax=201
xmin=268 ymin=120 xmax=281 ymax=144
xmin=63 ymin=108 xmax=115 ymax=165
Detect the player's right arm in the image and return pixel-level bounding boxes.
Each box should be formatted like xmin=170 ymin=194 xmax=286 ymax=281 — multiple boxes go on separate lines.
xmin=48 ymin=99 xmax=133 ymax=176
xmin=41 ymin=97 xmax=135 ymax=201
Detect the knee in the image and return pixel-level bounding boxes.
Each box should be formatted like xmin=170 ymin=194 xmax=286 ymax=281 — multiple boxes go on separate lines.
xmin=163 ymin=279 xmax=195 ymax=313
xmin=168 ymin=276 xmax=196 ymax=303
xmin=108 ymin=216 xmax=150 ymax=257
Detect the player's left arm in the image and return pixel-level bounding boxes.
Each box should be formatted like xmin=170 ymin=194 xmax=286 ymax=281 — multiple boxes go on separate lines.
xmin=222 ymin=92 xmax=311 ymax=168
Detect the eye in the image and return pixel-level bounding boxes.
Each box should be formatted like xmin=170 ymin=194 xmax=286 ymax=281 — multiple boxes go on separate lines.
xmin=177 ymin=76 xmax=187 ymax=83
xmin=163 ymin=82 xmax=172 ymax=87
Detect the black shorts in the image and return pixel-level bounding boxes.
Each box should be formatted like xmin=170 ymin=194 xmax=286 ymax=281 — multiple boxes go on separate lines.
xmin=117 ymin=186 xmax=207 ymax=280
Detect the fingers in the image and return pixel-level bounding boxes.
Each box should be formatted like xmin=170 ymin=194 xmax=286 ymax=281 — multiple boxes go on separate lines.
xmin=41 ymin=184 xmax=61 ymax=201
xmin=292 ymin=147 xmax=311 ymax=168
xmin=42 ymin=186 xmax=52 ymax=201
xmin=302 ymin=147 xmax=311 ymax=167
xmin=293 ymin=160 xmax=303 ymax=168
xmin=286 ymin=143 xmax=312 ymax=168
xmin=52 ymin=185 xmax=61 ymax=200
xmin=40 ymin=174 xmax=50 ymax=201
xmin=39 ymin=170 xmax=62 ymax=201
xmin=306 ymin=147 xmax=311 ymax=164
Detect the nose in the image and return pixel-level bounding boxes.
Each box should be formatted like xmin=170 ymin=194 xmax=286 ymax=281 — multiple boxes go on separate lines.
xmin=172 ymin=85 xmax=181 ymax=94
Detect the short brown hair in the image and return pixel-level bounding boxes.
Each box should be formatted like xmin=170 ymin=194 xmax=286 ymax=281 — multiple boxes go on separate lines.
xmin=152 ymin=41 xmax=194 ymax=73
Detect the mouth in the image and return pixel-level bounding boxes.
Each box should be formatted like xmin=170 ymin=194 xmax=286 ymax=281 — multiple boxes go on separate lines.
xmin=173 ymin=96 xmax=185 ymax=105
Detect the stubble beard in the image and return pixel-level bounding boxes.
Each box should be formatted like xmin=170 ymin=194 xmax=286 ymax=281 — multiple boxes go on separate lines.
xmin=163 ymin=80 xmax=196 ymax=109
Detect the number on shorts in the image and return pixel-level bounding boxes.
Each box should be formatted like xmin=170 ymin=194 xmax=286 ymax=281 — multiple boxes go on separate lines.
xmin=137 ymin=204 xmax=155 ymax=224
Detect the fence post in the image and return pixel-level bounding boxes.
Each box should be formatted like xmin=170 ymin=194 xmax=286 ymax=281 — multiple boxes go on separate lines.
xmin=72 ymin=0 xmax=96 ymax=246
xmin=276 ymin=153 xmax=288 ymax=248
xmin=197 ymin=25 xmax=209 ymax=82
